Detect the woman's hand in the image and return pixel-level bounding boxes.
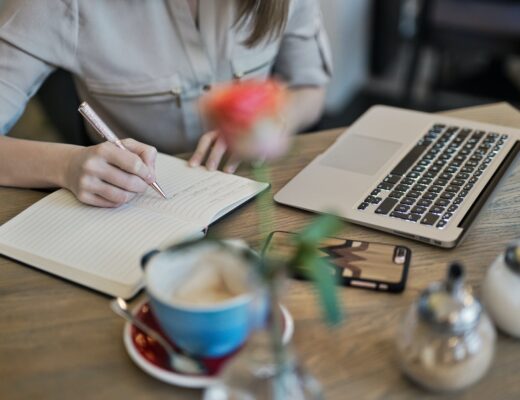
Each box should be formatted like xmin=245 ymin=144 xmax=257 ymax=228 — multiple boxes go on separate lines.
xmin=64 ymin=139 xmax=157 ymax=207
xmin=188 ymin=130 xmax=242 ymax=173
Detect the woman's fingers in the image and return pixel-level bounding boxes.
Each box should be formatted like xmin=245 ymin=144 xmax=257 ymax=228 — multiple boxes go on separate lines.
xmin=189 ymin=131 xmax=218 ymax=167
xmin=91 ymin=179 xmax=136 ymax=206
xmin=223 ymin=153 xmax=242 ymax=174
xmin=96 ymin=142 xmax=153 ymax=184
xmin=120 ymin=138 xmax=158 ymax=179
xmin=91 ymin=161 xmax=149 ymax=193
xmin=205 ymin=137 xmax=228 ymax=171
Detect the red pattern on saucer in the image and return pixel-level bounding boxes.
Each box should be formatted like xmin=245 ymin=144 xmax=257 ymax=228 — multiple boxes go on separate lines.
xmin=128 ymin=301 xmax=291 ymax=383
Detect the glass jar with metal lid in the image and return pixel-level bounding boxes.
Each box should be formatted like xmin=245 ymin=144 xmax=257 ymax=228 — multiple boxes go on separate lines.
xmin=396 ymin=263 xmax=496 ymax=392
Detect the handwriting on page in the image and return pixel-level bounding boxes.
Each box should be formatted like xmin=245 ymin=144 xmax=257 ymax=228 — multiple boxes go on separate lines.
xmin=132 ymin=155 xmax=265 ymax=224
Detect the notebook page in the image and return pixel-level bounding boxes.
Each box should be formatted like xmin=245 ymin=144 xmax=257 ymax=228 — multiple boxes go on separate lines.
xmin=132 ymin=154 xmax=268 ymax=225
xmin=0 ymin=190 xmax=202 ymax=291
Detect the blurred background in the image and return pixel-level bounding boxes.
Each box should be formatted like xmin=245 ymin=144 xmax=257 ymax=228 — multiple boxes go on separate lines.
xmin=2 ymin=0 xmax=520 ymax=143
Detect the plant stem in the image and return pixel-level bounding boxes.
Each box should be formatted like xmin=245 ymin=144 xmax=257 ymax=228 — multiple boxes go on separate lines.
xmin=253 ymin=163 xmax=288 ymax=399
xmin=253 ymin=163 xmax=273 ymax=248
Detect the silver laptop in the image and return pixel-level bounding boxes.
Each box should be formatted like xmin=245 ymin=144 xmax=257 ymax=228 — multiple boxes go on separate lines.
xmin=275 ymin=106 xmax=520 ymax=248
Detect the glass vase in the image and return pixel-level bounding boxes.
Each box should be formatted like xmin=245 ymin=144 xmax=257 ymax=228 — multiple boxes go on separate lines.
xmin=203 ymin=329 xmax=323 ymax=400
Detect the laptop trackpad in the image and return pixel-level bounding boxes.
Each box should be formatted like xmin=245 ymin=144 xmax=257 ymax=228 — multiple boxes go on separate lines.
xmin=320 ymin=134 xmax=402 ymax=176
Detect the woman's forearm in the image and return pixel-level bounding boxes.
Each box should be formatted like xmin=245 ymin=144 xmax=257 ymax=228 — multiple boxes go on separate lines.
xmin=285 ymin=86 xmax=326 ymax=134
xmin=0 ymin=136 xmax=79 ymax=188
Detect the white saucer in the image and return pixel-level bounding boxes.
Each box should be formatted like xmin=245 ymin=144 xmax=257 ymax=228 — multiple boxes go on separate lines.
xmin=123 ymin=298 xmax=294 ymax=388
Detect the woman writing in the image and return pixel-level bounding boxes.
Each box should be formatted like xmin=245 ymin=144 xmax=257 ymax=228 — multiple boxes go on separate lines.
xmin=0 ymin=0 xmax=331 ymax=207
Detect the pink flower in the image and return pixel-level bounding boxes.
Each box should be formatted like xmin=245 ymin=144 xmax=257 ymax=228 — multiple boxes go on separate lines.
xmin=201 ymin=80 xmax=289 ymax=161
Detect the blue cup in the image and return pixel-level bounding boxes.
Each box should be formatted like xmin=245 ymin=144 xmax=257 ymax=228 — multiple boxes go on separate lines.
xmin=142 ymin=240 xmax=267 ymax=358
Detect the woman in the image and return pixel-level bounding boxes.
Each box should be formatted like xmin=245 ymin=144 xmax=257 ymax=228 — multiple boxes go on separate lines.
xmin=0 ymin=0 xmax=331 ymax=207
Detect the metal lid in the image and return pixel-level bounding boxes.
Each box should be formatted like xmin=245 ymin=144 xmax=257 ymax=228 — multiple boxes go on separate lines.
xmin=504 ymin=245 xmax=520 ymax=274
xmin=418 ymin=263 xmax=482 ymax=334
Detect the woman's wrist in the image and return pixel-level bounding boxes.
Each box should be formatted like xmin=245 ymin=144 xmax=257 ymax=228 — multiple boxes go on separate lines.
xmin=56 ymin=145 xmax=82 ymax=189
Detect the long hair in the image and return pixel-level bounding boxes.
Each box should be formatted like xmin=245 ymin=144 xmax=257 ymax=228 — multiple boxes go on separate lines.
xmin=236 ymin=0 xmax=290 ymax=47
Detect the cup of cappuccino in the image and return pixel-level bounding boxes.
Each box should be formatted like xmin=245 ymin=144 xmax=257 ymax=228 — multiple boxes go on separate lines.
xmin=141 ymin=240 xmax=267 ymax=358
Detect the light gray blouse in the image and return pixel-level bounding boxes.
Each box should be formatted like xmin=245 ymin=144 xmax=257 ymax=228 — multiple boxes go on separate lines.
xmin=0 ymin=0 xmax=332 ymax=153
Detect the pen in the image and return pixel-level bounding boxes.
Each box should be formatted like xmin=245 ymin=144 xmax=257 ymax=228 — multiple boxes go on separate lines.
xmin=78 ymin=102 xmax=168 ymax=199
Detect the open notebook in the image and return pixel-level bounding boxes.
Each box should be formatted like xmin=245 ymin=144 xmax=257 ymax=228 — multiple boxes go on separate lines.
xmin=0 ymin=154 xmax=268 ymax=298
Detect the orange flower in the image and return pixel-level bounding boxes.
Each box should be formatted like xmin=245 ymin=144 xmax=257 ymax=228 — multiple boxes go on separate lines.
xmin=201 ymin=80 xmax=289 ymax=160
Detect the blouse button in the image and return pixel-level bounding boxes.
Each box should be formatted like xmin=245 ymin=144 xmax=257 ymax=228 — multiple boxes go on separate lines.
xmin=203 ymin=84 xmax=212 ymax=91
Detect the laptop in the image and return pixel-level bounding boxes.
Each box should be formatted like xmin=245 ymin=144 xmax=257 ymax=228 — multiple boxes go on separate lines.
xmin=274 ymin=106 xmax=520 ymax=248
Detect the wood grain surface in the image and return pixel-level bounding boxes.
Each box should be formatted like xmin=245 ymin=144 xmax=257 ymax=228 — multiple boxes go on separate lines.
xmin=1 ymin=103 xmax=520 ymax=400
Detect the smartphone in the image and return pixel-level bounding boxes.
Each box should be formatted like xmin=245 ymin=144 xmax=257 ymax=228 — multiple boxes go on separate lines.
xmin=262 ymin=231 xmax=411 ymax=293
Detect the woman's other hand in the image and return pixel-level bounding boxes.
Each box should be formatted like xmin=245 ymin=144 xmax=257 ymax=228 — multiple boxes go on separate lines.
xmin=188 ymin=130 xmax=242 ymax=173
xmin=64 ymin=138 xmax=157 ymax=207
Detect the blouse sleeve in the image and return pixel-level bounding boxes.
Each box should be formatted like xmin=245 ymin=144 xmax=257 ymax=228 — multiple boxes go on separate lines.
xmin=273 ymin=0 xmax=333 ymax=87
xmin=0 ymin=0 xmax=78 ymax=134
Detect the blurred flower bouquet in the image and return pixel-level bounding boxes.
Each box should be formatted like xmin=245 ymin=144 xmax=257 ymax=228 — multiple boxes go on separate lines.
xmin=201 ymin=80 xmax=344 ymax=399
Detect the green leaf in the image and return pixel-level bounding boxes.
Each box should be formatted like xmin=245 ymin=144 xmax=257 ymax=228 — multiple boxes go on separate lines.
xmin=301 ymin=255 xmax=343 ymax=325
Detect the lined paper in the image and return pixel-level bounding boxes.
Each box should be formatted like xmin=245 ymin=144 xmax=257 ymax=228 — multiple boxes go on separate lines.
xmin=0 ymin=190 xmax=201 ymax=290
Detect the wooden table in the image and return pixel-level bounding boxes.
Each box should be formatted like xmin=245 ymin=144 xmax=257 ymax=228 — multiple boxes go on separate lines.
xmin=1 ymin=103 xmax=520 ymax=400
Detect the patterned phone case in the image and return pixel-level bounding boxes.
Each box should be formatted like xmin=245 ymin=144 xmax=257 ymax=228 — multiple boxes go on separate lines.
xmin=263 ymin=231 xmax=411 ymax=293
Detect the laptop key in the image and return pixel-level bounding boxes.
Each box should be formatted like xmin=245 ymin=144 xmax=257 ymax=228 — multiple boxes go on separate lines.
xmin=421 ymin=213 xmax=440 ymax=226
xmin=445 ymin=185 xmax=460 ymax=193
xmin=358 ymin=202 xmax=369 ymax=210
xmin=395 ymin=184 xmax=410 ymax=192
xmin=371 ymin=189 xmax=381 ymax=196
xmin=440 ymin=172 xmax=453 ymax=180
xmin=453 ymin=197 xmax=464 ymax=205
xmin=408 ymin=213 xmax=422 ymax=222
xmin=401 ymin=178 xmax=415 ymax=186
xmin=443 ymin=212 xmax=453 ymax=220
xmin=375 ymin=198 xmax=398 ymax=214
xmin=401 ymin=197 xmax=416 ymax=206
xmin=436 ymin=220 xmax=448 ymax=228
xmin=406 ymin=191 xmax=421 ymax=199
xmin=390 ymin=211 xmax=408 ymax=219
xmin=389 ymin=191 xmax=405 ymax=199
xmin=384 ymin=174 xmax=401 ymax=184
xmin=418 ymin=177 xmax=433 ymax=185
xmin=412 ymin=184 xmax=427 ymax=192
xmin=447 ymin=205 xmax=458 ymax=213
xmin=395 ymin=204 xmax=410 ymax=213
xmin=430 ymin=206 xmax=445 ymax=214
xmin=435 ymin=199 xmax=450 ymax=207
xmin=407 ymin=171 xmax=421 ymax=179
xmin=417 ymin=199 xmax=432 ymax=207
xmin=433 ymin=178 xmax=448 ymax=186
xmin=378 ymin=182 xmax=394 ymax=190
xmin=365 ymin=196 xmax=382 ymax=204
xmin=451 ymin=179 xmax=465 ymax=186
xmin=428 ymin=186 xmax=443 ymax=193
xmin=422 ymin=192 xmax=438 ymax=200
xmin=411 ymin=206 xmax=427 ymax=215
xmin=440 ymin=192 xmax=456 ymax=200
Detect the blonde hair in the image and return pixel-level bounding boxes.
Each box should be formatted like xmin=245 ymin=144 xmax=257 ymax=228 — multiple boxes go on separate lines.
xmin=236 ymin=0 xmax=290 ymax=47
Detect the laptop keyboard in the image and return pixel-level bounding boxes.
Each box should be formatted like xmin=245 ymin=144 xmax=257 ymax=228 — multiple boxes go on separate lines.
xmin=357 ymin=125 xmax=509 ymax=229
